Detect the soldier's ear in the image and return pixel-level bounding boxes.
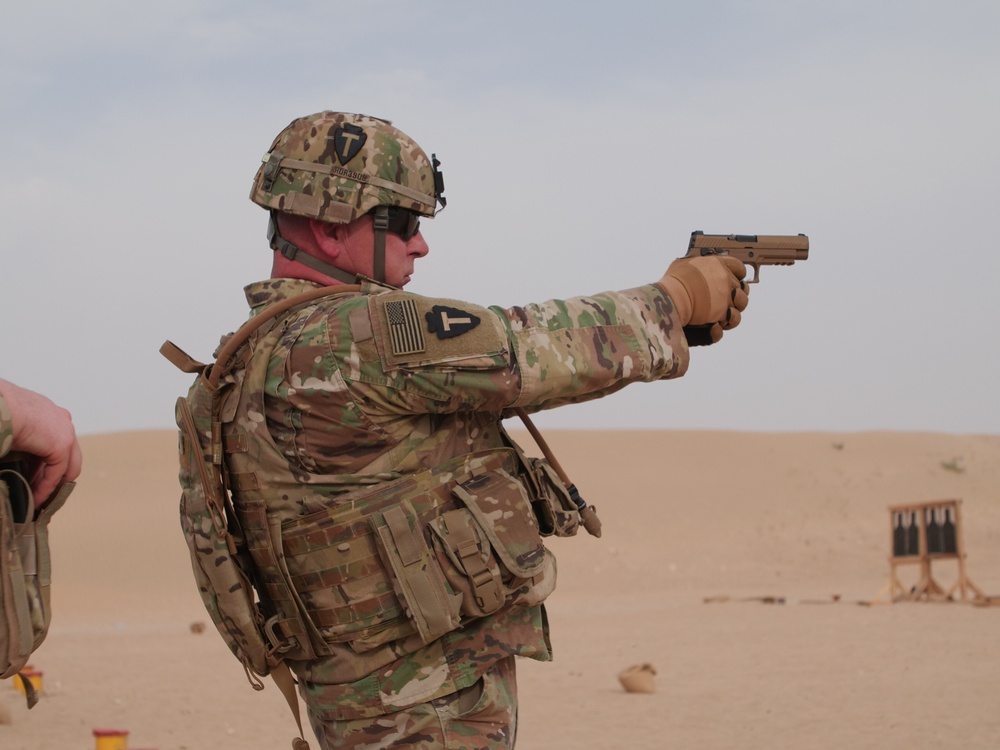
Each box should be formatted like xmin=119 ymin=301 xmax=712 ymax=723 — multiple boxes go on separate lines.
xmin=309 ymin=219 xmax=342 ymax=259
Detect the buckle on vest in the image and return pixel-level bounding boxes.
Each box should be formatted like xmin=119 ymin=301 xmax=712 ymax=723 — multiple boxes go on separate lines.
xmin=264 ymin=615 xmax=298 ymax=656
xmin=455 ymin=532 xmax=502 ymax=612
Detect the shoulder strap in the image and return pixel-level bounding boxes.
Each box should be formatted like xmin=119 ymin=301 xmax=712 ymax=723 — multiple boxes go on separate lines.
xmin=160 ymin=284 xmax=362 ymax=385
xmin=208 ymin=283 xmax=362 ymax=387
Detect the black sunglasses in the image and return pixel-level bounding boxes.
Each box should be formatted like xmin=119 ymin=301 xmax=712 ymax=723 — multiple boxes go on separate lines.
xmin=375 ymin=206 xmax=421 ymax=241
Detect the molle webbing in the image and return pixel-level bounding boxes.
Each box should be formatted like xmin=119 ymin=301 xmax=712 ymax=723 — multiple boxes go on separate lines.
xmin=236 ymin=503 xmax=312 ymax=653
xmin=241 ymin=448 xmax=522 ymax=651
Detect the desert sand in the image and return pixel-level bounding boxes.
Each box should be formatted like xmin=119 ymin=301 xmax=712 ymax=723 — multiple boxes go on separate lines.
xmin=2 ymin=428 xmax=998 ymax=749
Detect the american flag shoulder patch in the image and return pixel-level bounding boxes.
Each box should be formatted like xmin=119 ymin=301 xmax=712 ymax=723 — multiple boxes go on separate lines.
xmin=384 ymin=298 xmax=426 ymax=356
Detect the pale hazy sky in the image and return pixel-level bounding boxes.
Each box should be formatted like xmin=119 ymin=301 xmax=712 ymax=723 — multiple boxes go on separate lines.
xmin=3 ymin=1 xmax=998 ymax=436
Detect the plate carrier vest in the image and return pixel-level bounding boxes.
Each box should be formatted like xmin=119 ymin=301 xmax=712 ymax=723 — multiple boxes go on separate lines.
xmin=162 ymin=285 xmax=601 ymax=748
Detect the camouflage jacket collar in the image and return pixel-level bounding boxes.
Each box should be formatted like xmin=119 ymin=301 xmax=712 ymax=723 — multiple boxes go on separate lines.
xmin=243 ymin=277 xmax=394 ymax=315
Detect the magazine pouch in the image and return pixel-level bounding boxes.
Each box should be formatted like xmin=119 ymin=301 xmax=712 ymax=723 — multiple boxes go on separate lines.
xmin=366 ymin=452 xmax=551 ymax=645
xmin=1 ymin=454 xmax=72 ymax=708
xmin=429 ymin=465 xmax=550 ymax=620
xmin=523 ymin=456 xmax=582 ymax=538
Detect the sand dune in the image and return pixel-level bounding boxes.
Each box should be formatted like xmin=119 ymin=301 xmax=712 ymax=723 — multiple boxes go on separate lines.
xmin=2 ymin=429 xmax=998 ymax=749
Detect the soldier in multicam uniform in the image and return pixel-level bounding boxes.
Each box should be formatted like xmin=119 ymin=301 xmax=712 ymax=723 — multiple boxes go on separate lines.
xmin=176 ymin=111 xmax=748 ymax=749
xmin=0 ymin=379 xmax=81 ymax=504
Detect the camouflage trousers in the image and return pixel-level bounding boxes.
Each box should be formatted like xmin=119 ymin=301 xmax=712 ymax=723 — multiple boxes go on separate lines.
xmin=309 ymin=657 xmax=518 ymax=749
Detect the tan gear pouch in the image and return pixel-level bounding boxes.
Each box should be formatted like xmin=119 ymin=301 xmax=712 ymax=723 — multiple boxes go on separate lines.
xmin=426 ymin=467 xmax=550 ymax=619
xmin=371 ymin=464 xmax=550 ymax=644
xmin=451 ymin=468 xmax=547 ymax=576
xmin=371 ymin=499 xmax=463 ymax=645
xmin=1 ymin=457 xmax=72 ymax=707
xmin=427 ymin=508 xmax=505 ymax=620
xmin=523 ymin=457 xmax=581 ymax=538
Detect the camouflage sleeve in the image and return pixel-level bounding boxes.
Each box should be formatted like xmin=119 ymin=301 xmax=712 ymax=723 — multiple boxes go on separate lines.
xmin=357 ymin=283 xmax=687 ymax=415
xmin=0 ymin=392 xmax=12 ymax=458
xmin=496 ymin=283 xmax=689 ymax=411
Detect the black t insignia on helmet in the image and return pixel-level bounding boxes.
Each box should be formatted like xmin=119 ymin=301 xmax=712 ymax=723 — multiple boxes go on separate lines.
xmin=426 ymin=305 xmax=481 ymax=339
xmin=333 ymin=124 xmax=367 ymax=165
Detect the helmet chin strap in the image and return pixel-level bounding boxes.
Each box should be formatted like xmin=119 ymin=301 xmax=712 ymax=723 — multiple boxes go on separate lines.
xmin=267 ymin=211 xmax=360 ymax=285
xmin=372 ymin=205 xmax=388 ymax=284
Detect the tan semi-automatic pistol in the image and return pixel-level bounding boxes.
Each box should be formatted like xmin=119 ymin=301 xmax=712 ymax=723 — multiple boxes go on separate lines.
xmin=685 ymin=231 xmax=809 ymax=283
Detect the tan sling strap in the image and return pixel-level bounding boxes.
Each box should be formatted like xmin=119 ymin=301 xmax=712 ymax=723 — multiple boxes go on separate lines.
xmin=209 ymin=284 xmax=363 ymax=387
xmin=160 ymin=284 xmax=365 ymax=389
xmin=272 ymin=660 xmax=311 ymax=750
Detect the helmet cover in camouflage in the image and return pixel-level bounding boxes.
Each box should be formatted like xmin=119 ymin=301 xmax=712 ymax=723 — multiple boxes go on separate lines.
xmin=250 ymin=112 xmax=442 ymax=225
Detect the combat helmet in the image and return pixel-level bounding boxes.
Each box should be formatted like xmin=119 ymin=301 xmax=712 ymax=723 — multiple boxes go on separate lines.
xmin=250 ymin=111 xmax=445 ymax=284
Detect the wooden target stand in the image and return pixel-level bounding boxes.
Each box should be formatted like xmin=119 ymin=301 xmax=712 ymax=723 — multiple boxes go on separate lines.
xmin=874 ymin=499 xmax=987 ymax=604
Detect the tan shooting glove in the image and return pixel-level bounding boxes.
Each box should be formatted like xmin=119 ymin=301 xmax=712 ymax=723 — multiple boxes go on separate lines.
xmin=657 ymin=256 xmax=749 ymax=346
